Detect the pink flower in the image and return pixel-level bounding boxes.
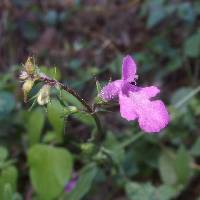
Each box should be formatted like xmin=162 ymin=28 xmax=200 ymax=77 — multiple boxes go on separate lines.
xmin=64 ymin=174 xmax=78 ymax=192
xmin=100 ymin=55 xmax=170 ymax=133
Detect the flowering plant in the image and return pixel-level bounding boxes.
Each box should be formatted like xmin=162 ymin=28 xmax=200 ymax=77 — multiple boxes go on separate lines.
xmin=19 ymin=55 xmax=170 ymax=199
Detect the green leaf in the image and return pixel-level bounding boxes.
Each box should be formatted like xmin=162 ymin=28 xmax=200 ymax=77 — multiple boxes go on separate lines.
xmin=20 ymin=21 xmax=39 ymax=41
xmin=147 ymin=2 xmax=167 ymax=28
xmin=156 ymin=55 xmax=182 ymax=80
xmin=73 ymin=112 xmax=95 ymax=126
xmin=3 ymin=183 xmax=12 ymax=200
xmin=26 ymin=108 xmax=45 ymax=145
xmin=177 ymin=2 xmax=196 ymax=23
xmin=159 ymin=152 xmax=177 ymax=185
xmin=0 ymin=92 xmax=15 ymax=120
xmin=184 ymin=32 xmax=200 ymax=58
xmin=28 ymin=144 xmax=73 ymax=200
xmin=103 ymin=132 xmax=125 ymax=164
xmin=69 ymin=59 xmax=81 ymax=70
xmin=174 ymin=146 xmax=191 ymax=184
xmin=126 ymin=182 xmax=153 ymax=200
xmin=194 ymin=1 xmax=200 ymax=14
xmin=13 ymin=193 xmax=23 ymax=200
xmin=44 ymin=10 xmax=58 ymax=26
xmin=0 ymin=146 xmax=8 ymax=161
xmin=47 ymin=100 xmax=64 ymax=143
xmin=0 ymin=166 xmax=18 ymax=199
xmin=191 ymin=137 xmax=200 ymax=156
xmin=61 ymin=92 xmax=83 ymax=109
xmin=42 ymin=131 xmax=57 ymax=143
xmin=40 ymin=66 xmax=61 ymax=81
xmin=95 ymin=80 xmax=102 ymax=94
xmin=158 ymin=185 xmax=177 ymax=200
xmin=64 ymin=163 xmax=97 ymax=200
xmin=170 ymin=87 xmax=193 ymax=114
xmin=126 ymin=182 xmax=176 ymax=200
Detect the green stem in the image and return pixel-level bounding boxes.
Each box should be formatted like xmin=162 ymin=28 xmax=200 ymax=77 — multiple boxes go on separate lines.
xmin=39 ymin=74 xmax=105 ymax=141
xmin=120 ymin=132 xmax=144 ymax=148
xmin=174 ymin=86 xmax=200 ymax=109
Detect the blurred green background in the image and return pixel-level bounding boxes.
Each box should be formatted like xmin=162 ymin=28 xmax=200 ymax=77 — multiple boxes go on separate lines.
xmin=0 ymin=0 xmax=200 ymax=199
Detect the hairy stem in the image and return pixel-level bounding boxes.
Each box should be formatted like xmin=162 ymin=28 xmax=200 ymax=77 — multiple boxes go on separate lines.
xmin=39 ymin=74 xmax=105 ymax=141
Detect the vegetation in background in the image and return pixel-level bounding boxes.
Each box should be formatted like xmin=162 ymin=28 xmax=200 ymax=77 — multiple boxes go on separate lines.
xmin=0 ymin=0 xmax=200 ymax=199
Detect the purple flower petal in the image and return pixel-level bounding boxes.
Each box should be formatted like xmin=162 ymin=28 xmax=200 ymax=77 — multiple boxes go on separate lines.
xmin=65 ymin=175 xmax=78 ymax=192
xmin=119 ymin=89 xmax=169 ymax=133
xmin=137 ymin=86 xmax=160 ymax=98
xmin=121 ymin=83 xmax=140 ymax=95
xmin=119 ymin=92 xmax=138 ymax=121
xmin=138 ymin=100 xmax=170 ymax=133
xmin=129 ymin=92 xmax=170 ymax=133
xmin=122 ymin=55 xmax=137 ymax=82
xmin=100 ymin=80 xmax=122 ymax=101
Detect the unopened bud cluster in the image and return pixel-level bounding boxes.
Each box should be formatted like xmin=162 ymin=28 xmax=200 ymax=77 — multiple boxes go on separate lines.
xmin=20 ymin=57 xmax=52 ymax=106
xmin=20 ymin=57 xmax=39 ymax=102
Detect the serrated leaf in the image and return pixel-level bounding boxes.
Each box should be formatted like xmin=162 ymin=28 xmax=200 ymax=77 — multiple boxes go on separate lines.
xmin=28 ymin=144 xmax=73 ymax=200
xmin=64 ymin=163 xmax=97 ymax=200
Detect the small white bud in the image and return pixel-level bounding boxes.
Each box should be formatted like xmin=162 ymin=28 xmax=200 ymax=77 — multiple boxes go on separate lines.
xmin=37 ymin=85 xmax=51 ymax=105
xmin=24 ymin=57 xmax=35 ymax=75
xmin=19 ymin=71 xmax=29 ymax=80
xmin=22 ymin=79 xmax=34 ymax=102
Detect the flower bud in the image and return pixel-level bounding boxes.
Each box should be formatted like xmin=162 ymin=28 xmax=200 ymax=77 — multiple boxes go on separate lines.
xmin=80 ymin=143 xmax=95 ymax=155
xmin=64 ymin=174 xmax=78 ymax=193
xmin=19 ymin=71 xmax=29 ymax=80
xmin=63 ymin=106 xmax=78 ymax=115
xmin=22 ymin=79 xmax=34 ymax=102
xmin=37 ymin=85 xmax=51 ymax=105
xmin=68 ymin=106 xmax=78 ymax=113
xmin=24 ymin=57 xmax=35 ymax=75
xmin=93 ymin=151 xmax=107 ymax=163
